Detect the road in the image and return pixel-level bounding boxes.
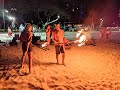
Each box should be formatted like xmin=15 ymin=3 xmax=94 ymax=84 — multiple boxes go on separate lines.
xmin=0 ymin=31 xmax=120 ymax=42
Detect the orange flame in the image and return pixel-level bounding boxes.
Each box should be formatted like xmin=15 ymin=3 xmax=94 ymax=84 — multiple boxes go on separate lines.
xmin=41 ymin=42 xmax=48 ymax=47
xmin=75 ymin=29 xmax=86 ymax=47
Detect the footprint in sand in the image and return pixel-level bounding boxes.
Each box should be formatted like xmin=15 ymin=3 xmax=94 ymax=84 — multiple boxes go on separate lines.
xmin=97 ymin=84 xmax=101 ymax=86
xmin=55 ymin=86 xmax=69 ymax=90
xmin=28 ymin=83 xmax=43 ymax=90
xmin=102 ymin=84 xmax=107 ymax=87
xmin=1 ymin=72 xmax=11 ymax=81
xmin=115 ymin=82 xmax=120 ymax=85
xmin=63 ymin=85 xmax=74 ymax=90
xmin=5 ymin=74 xmax=10 ymax=80
xmin=116 ymin=87 xmax=120 ymax=90
xmin=1 ymin=88 xmax=16 ymax=90
xmin=0 ymin=72 xmax=7 ymax=79
xmin=64 ymin=76 xmax=69 ymax=79
xmin=50 ymin=76 xmax=58 ymax=81
xmin=108 ymin=85 xmax=113 ymax=89
xmin=75 ymin=85 xmax=86 ymax=90
xmin=48 ymin=84 xmax=58 ymax=88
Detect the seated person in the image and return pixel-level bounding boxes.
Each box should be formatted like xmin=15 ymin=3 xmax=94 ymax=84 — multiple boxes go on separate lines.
xmin=32 ymin=34 xmax=41 ymax=45
xmin=9 ymin=37 xmax=18 ymax=46
xmin=85 ymin=33 xmax=96 ymax=46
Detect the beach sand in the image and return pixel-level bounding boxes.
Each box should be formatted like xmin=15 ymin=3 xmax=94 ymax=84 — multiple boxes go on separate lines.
xmin=0 ymin=41 xmax=120 ymax=90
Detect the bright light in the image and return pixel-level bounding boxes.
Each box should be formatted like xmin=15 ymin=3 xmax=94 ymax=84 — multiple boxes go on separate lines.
xmin=2 ymin=9 xmax=8 ymax=13
xmin=4 ymin=10 xmax=8 ymax=13
xmin=8 ymin=16 xmax=15 ymax=20
xmin=100 ymin=18 xmax=103 ymax=21
xmin=75 ymin=29 xmax=86 ymax=47
xmin=57 ymin=15 xmax=60 ymax=18
xmin=42 ymin=42 xmax=48 ymax=47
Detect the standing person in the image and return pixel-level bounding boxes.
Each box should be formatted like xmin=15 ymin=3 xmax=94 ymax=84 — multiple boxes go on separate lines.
xmin=7 ymin=27 xmax=12 ymax=37
xmin=46 ymin=25 xmax=52 ymax=45
xmin=19 ymin=24 xmax=24 ymax=32
xmin=105 ymin=27 xmax=111 ymax=43
xmin=20 ymin=23 xmax=33 ymax=74
xmin=100 ymin=27 xmax=106 ymax=42
xmin=52 ymin=23 xmax=65 ymax=65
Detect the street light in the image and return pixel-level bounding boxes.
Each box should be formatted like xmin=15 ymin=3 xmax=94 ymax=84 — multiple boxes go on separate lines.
xmin=4 ymin=9 xmax=8 ymax=13
xmin=2 ymin=9 xmax=8 ymax=31
xmin=2 ymin=0 xmax=5 ymax=31
xmin=11 ymin=8 xmax=17 ymax=31
xmin=7 ymin=16 xmax=15 ymax=21
xmin=2 ymin=0 xmax=9 ymax=31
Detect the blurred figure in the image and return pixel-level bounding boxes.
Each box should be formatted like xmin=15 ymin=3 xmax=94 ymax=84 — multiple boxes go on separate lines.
xmin=46 ymin=25 xmax=52 ymax=45
xmin=20 ymin=23 xmax=33 ymax=74
xmin=9 ymin=37 xmax=18 ymax=46
xmin=100 ymin=27 xmax=106 ymax=42
xmin=105 ymin=27 xmax=111 ymax=43
xmin=7 ymin=27 xmax=12 ymax=37
xmin=52 ymin=23 xmax=65 ymax=65
xmin=32 ymin=34 xmax=37 ymax=44
xmin=19 ymin=24 xmax=24 ymax=32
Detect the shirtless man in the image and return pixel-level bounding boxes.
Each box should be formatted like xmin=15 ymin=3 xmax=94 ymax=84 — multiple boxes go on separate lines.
xmin=52 ymin=23 xmax=65 ymax=65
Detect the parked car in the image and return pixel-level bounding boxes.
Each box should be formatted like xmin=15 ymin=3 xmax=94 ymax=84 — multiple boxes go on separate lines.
xmin=68 ymin=26 xmax=76 ymax=32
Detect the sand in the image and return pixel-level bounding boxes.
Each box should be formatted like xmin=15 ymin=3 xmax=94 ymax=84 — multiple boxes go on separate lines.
xmin=0 ymin=41 xmax=120 ymax=90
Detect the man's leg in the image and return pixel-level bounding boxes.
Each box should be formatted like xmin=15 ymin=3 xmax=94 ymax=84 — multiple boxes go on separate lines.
xmin=61 ymin=45 xmax=65 ymax=65
xmin=55 ymin=45 xmax=60 ymax=64
xmin=62 ymin=53 xmax=65 ymax=65
xmin=56 ymin=54 xmax=59 ymax=64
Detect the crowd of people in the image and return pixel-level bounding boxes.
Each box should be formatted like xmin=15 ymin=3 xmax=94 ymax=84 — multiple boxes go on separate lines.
xmin=100 ymin=26 xmax=111 ymax=43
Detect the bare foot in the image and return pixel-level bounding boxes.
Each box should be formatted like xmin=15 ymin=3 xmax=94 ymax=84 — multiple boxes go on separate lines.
xmin=62 ymin=62 xmax=64 ymax=65
xmin=56 ymin=62 xmax=59 ymax=64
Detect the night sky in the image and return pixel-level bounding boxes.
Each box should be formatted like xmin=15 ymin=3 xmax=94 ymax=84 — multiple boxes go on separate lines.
xmin=1 ymin=0 xmax=120 ymax=26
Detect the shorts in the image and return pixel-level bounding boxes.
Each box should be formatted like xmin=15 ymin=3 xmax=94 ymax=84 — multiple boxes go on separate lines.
xmin=55 ymin=45 xmax=65 ymax=54
xmin=22 ymin=42 xmax=33 ymax=52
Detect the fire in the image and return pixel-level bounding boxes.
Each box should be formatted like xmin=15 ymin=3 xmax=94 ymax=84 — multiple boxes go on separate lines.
xmin=75 ymin=28 xmax=87 ymax=47
xmin=41 ymin=42 xmax=48 ymax=47
xmin=77 ymin=35 xmax=86 ymax=47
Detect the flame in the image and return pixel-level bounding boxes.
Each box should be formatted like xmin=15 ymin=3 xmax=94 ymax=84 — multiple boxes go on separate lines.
xmin=41 ymin=42 xmax=48 ymax=47
xmin=75 ymin=29 xmax=86 ymax=47
xmin=76 ymin=29 xmax=83 ymax=38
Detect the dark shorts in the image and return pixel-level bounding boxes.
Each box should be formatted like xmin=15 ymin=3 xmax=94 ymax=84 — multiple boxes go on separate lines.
xmin=22 ymin=42 xmax=33 ymax=52
xmin=55 ymin=45 xmax=65 ymax=54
